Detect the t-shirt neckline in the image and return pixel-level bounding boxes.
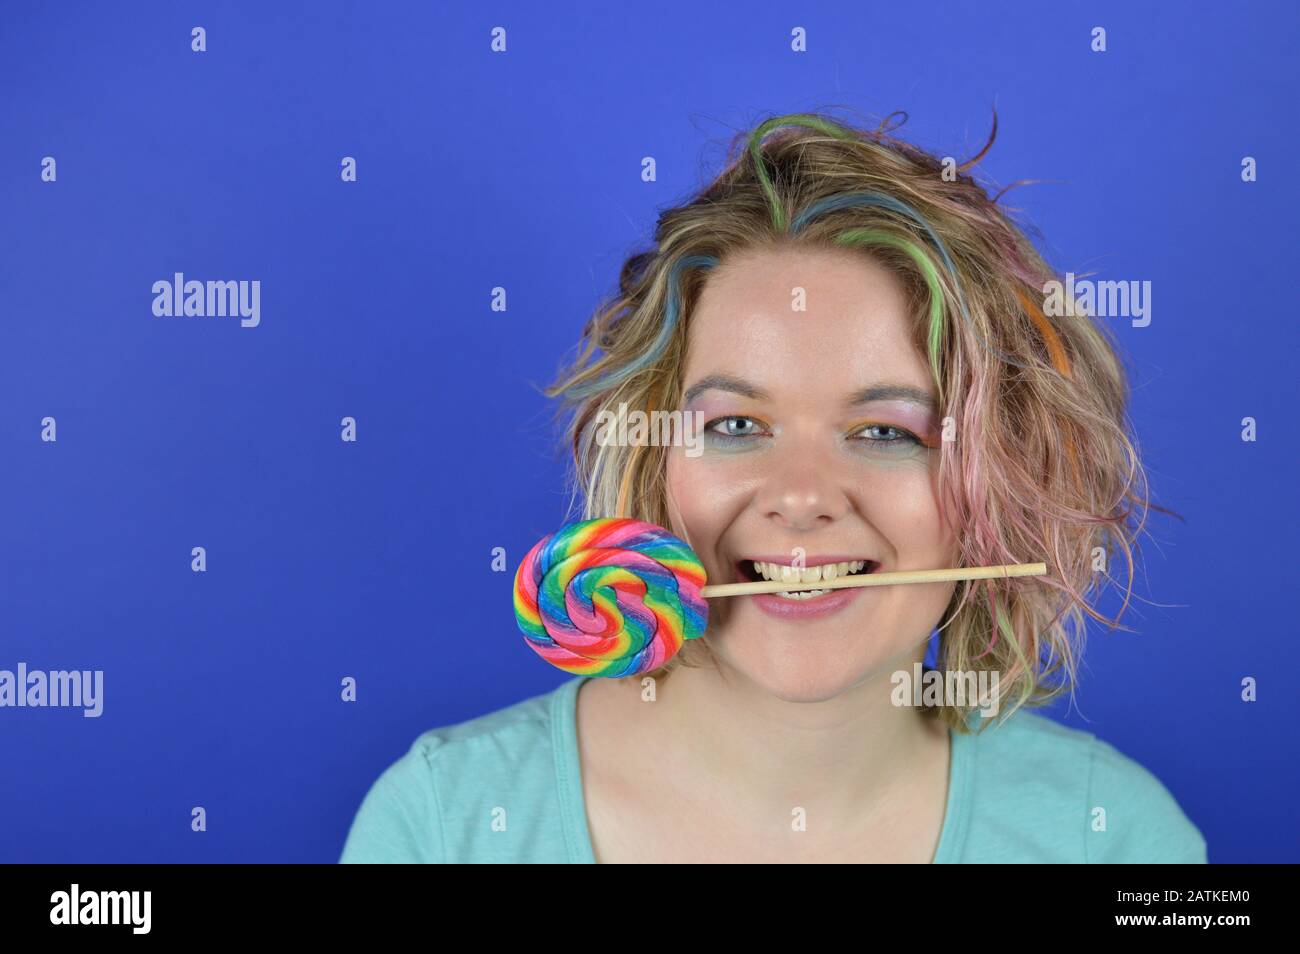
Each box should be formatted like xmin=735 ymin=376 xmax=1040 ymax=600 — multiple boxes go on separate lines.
xmin=552 ymin=674 xmax=973 ymax=863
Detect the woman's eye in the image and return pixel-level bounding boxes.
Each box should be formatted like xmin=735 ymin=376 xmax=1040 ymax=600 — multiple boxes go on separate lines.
xmin=852 ymin=423 xmax=923 ymax=448
xmin=707 ymin=416 xmax=764 ymax=438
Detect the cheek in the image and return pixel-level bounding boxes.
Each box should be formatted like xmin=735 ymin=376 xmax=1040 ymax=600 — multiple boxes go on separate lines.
xmin=855 ymin=456 xmax=956 ymax=561
xmin=664 ymin=449 xmax=734 ymax=549
xmin=847 ymin=474 xmax=959 ymax=660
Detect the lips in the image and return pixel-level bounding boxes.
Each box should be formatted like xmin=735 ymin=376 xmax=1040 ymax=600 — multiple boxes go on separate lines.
xmin=725 ymin=555 xmax=882 ymax=620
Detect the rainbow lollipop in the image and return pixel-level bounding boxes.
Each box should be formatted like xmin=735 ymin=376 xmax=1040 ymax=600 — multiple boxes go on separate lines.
xmin=513 ymin=517 xmax=1048 ymax=677
xmin=513 ymin=517 xmax=707 ymax=677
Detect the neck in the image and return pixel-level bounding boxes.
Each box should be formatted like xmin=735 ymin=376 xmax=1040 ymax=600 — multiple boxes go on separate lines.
xmin=637 ymin=645 xmax=947 ymax=827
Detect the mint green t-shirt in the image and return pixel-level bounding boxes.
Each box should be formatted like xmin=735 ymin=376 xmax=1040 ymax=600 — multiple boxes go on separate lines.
xmin=339 ymin=676 xmax=1207 ymax=863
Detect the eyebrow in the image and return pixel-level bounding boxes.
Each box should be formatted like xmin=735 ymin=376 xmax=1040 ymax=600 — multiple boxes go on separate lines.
xmin=847 ymin=384 xmax=937 ymax=410
xmin=683 ymin=374 xmax=766 ymax=404
xmin=683 ymin=373 xmax=936 ymax=410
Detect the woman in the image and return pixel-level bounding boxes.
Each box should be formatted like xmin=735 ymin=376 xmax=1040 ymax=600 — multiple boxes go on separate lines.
xmin=340 ymin=112 xmax=1207 ymax=863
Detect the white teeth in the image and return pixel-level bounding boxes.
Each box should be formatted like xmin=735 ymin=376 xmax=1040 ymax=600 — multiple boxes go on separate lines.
xmin=773 ymin=587 xmax=832 ymax=600
xmin=751 ymin=559 xmax=868 ymax=586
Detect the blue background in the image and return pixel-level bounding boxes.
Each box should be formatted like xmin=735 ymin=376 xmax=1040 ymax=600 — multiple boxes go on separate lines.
xmin=1 ymin=0 xmax=1295 ymax=863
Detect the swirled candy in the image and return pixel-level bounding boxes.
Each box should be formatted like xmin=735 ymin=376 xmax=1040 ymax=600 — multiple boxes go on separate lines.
xmin=512 ymin=517 xmax=709 ymax=677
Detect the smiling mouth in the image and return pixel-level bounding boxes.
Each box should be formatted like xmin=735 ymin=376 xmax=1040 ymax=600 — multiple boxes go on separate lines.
xmin=737 ymin=558 xmax=879 ymax=600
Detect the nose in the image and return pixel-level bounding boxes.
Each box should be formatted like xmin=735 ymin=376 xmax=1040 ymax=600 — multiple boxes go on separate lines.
xmin=752 ymin=440 xmax=853 ymax=533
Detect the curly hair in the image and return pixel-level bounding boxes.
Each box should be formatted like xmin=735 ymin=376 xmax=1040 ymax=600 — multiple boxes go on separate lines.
xmin=542 ymin=109 xmax=1168 ymax=734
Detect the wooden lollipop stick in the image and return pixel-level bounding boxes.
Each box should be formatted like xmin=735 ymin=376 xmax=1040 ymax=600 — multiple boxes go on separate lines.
xmin=700 ymin=562 xmax=1048 ymax=598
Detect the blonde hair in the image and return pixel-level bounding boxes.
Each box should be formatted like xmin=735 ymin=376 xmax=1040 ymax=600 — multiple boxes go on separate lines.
xmin=542 ymin=111 xmax=1168 ymax=734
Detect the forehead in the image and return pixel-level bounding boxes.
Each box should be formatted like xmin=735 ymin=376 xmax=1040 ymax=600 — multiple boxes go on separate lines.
xmin=683 ymin=245 xmax=931 ymax=395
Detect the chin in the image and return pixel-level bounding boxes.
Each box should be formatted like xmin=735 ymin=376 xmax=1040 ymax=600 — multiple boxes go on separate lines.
xmin=710 ymin=637 xmax=895 ymax=704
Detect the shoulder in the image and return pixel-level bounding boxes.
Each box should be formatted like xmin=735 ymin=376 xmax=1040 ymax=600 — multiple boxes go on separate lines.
xmin=339 ymin=679 xmax=581 ymax=864
xmin=956 ymin=708 xmax=1207 ymax=863
xmin=1083 ymin=728 xmax=1208 ymax=863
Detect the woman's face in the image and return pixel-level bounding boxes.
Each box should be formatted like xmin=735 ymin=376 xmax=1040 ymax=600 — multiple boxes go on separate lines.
xmin=665 ymin=244 xmax=960 ymax=703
